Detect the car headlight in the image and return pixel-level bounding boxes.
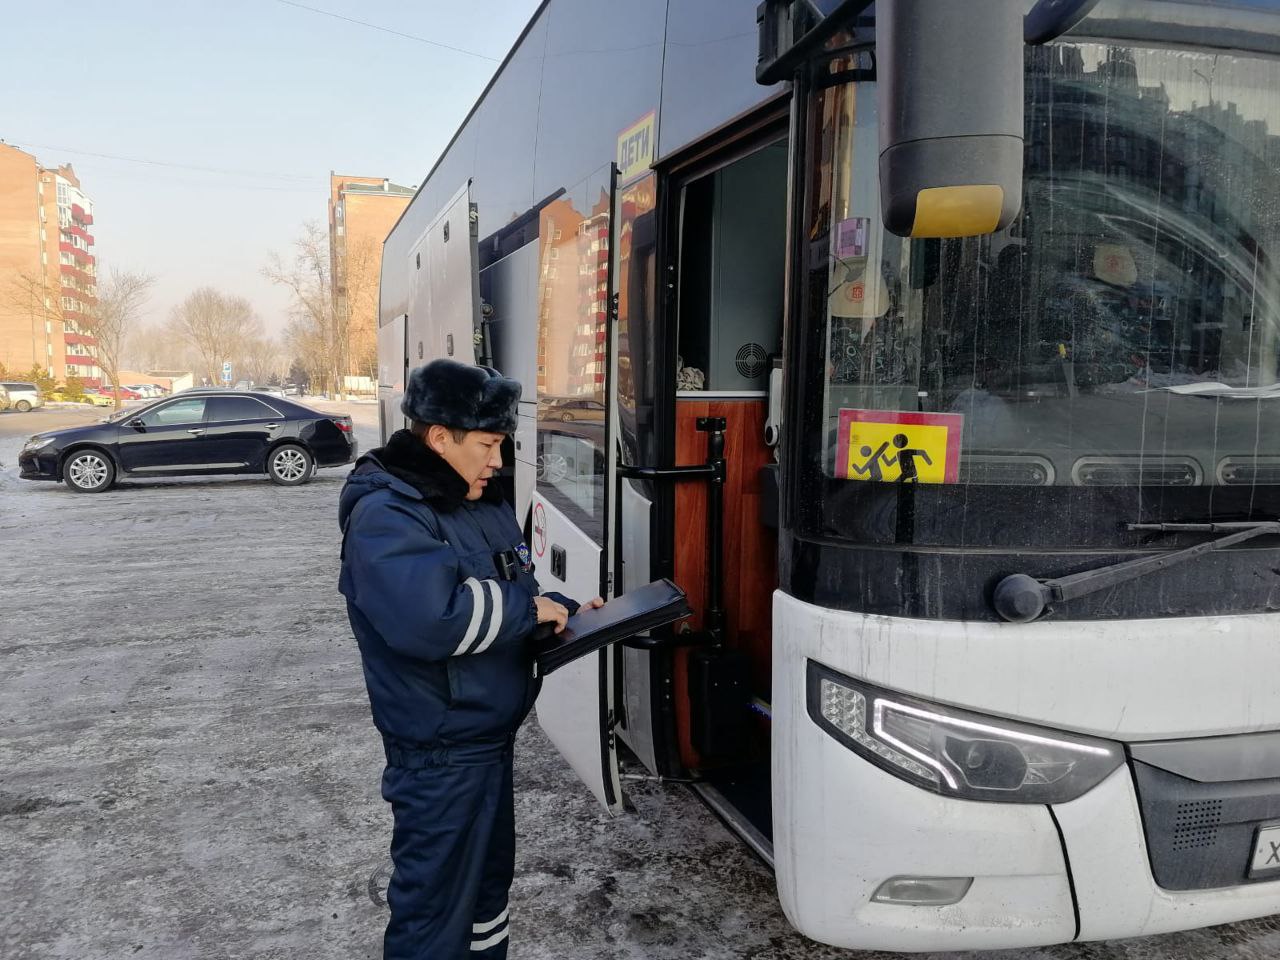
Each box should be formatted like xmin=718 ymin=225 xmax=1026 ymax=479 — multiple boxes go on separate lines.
xmin=22 ymin=436 xmax=54 ymax=453
xmin=806 ymin=661 xmax=1123 ymax=804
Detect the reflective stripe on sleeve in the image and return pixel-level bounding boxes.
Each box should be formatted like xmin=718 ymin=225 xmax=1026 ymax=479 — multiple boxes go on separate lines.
xmin=451 ymin=578 xmax=485 ymax=656
xmin=471 ymin=580 xmax=504 ymax=654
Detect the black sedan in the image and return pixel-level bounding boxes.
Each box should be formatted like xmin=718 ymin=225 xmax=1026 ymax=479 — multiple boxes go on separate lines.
xmin=18 ymin=391 xmax=357 ymax=493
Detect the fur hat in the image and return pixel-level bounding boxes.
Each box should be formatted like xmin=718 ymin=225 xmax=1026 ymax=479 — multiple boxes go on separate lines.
xmin=401 ymin=359 xmax=521 ymax=434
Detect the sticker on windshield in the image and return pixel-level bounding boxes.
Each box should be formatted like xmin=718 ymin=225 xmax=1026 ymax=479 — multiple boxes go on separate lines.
xmin=835 ymin=409 xmax=963 ymax=484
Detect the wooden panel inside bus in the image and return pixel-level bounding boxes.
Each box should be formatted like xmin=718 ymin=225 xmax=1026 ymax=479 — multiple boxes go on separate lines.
xmin=671 ymin=396 xmax=776 ymax=770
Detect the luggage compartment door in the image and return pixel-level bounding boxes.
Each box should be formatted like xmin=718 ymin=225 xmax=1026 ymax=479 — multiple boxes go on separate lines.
xmin=376 ymin=313 xmax=407 ymax=443
xmin=379 ymin=181 xmax=480 ymax=444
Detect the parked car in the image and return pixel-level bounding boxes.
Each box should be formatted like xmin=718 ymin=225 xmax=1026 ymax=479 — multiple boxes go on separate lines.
xmin=538 ymin=396 xmax=605 ymax=422
xmin=97 ymin=385 xmax=144 ymax=402
xmin=255 ymin=385 xmax=288 ymax=400
xmin=126 ymin=383 xmax=162 ymax=398
xmin=1 ymin=381 xmax=44 ymax=412
xmin=18 ymin=390 xmax=358 ymax=493
xmin=84 ymin=390 xmax=115 ymax=407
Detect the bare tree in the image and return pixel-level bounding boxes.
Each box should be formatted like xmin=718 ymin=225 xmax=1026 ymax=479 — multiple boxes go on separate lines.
xmin=88 ymin=269 xmax=154 ymax=409
xmin=285 ymin=309 xmax=329 ymax=393
xmin=170 ymin=288 xmax=259 ymax=385
xmin=265 ymin=223 xmax=344 ymax=398
xmin=6 ymin=270 xmax=61 ymax=373
xmin=342 ymin=234 xmax=382 ymax=382
xmin=126 ymin=316 xmax=207 ymax=375
xmin=241 ymin=334 xmax=288 ymax=386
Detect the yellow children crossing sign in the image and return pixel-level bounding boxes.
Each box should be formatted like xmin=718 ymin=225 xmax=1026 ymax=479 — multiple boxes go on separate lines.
xmin=835 ymin=409 xmax=964 ymax=483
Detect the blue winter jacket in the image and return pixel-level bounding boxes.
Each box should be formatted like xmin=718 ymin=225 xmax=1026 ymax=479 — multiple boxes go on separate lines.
xmin=338 ymin=430 xmax=569 ymax=746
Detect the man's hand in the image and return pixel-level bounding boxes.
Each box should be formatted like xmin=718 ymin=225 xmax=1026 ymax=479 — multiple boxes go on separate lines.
xmin=583 ymin=597 xmax=605 ymax=610
xmin=534 ymin=595 xmax=570 ymax=634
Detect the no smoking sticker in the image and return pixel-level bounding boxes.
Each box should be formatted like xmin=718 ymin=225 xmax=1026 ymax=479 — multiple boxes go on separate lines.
xmin=835 ymin=409 xmax=963 ymax=484
xmin=532 ymin=502 xmax=547 ymax=558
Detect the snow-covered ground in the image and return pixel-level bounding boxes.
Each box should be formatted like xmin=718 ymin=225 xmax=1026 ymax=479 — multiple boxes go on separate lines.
xmin=2 ymin=403 xmax=1278 ymax=959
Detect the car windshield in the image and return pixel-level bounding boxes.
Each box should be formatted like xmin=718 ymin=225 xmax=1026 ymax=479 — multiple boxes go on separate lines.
xmin=797 ymin=41 xmax=1280 ymax=545
xmin=105 ymin=405 xmax=143 ymax=423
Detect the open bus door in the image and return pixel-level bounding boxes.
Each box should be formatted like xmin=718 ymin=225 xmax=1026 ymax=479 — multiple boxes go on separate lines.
xmin=379 ymin=182 xmax=481 ymax=445
xmin=529 ymin=163 xmax=626 ymax=814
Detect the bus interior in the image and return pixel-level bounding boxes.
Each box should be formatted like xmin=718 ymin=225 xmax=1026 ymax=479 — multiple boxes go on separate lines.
xmin=653 ymin=132 xmax=790 ymax=854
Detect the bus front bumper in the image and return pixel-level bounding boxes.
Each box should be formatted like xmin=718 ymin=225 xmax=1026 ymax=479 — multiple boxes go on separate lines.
xmin=774 ymin=702 xmax=1078 ymax=951
xmin=1057 ymin=763 xmax=1280 ymax=942
xmin=773 ymin=592 xmax=1280 ymax=952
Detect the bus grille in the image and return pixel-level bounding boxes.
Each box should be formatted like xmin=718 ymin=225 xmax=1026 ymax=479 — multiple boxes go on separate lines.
xmin=1171 ymin=799 xmax=1222 ymax=851
xmin=1132 ymin=761 xmax=1280 ymax=890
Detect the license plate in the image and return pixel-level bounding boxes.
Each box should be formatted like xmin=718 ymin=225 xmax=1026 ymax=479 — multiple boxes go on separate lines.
xmin=1249 ymin=824 xmax=1280 ymax=877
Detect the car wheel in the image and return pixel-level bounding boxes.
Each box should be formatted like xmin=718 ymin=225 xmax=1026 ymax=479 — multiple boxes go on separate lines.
xmin=63 ymin=449 xmax=115 ymax=493
xmin=559 ymin=411 xmax=574 ymax=422
xmin=537 ymin=452 xmax=569 ymax=484
xmin=268 ymin=444 xmax=313 ymax=486
xmin=15 ymin=400 xmax=31 ymax=413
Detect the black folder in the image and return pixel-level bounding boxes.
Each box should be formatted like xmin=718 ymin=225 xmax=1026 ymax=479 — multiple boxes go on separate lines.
xmin=533 ymin=578 xmax=691 ymax=677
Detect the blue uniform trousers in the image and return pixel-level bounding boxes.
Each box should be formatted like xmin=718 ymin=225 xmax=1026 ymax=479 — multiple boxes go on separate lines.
xmin=381 ymin=737 xmax=515 ymax=959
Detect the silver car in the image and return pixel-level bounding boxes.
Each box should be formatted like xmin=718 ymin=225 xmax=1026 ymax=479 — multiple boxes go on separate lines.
xmin=1 ymin=381 xmax=43 ymax=412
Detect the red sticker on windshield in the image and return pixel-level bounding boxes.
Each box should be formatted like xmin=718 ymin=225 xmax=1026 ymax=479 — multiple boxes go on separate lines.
xmin=835 ymin=409 xmax=963 ymax=484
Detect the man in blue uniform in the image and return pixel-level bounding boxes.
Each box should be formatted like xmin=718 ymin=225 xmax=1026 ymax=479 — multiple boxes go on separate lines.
xmin=338 ymin=359 xmax=597 ymax=959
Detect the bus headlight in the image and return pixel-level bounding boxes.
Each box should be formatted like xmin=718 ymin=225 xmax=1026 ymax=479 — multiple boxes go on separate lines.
xmin=806 ymin=662 xmax=1123 ymax=804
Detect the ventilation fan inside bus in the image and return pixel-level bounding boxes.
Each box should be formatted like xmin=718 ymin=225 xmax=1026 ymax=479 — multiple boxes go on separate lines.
xmin=735 ymin=342 xmax=768 ymax=380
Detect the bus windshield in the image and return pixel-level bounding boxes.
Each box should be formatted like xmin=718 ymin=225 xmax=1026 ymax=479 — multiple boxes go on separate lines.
xmin=806 ymin=42 xmax=1280 ymax=507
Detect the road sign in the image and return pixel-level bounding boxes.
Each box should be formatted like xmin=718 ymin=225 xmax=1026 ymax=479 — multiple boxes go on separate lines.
xmin=222 ymin=361 xmax=232 ymax=384
xmin=835 ymin=408 xmax=964 ymax=484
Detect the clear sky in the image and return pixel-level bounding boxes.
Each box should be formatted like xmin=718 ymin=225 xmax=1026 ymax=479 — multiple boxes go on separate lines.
xmin=0 ymin=0 xmax=541 ymax=336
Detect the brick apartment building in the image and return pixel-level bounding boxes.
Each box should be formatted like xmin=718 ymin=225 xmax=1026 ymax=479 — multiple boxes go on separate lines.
xmin=0 ymin=142 xmax=101 ymax=386
xmin=328 ymin=173 xmax=414 ymax=381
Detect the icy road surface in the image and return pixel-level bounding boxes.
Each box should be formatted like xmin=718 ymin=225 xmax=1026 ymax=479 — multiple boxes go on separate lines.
xmin=2 ymin=401 xmax=1279 ymax=959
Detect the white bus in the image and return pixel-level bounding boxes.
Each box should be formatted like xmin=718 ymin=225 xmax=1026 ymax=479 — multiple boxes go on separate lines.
xmin=376 ymin=0 xmax=1280 ymax=949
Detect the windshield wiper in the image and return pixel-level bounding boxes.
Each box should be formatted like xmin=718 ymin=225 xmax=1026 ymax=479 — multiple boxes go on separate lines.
xmin=993 ymin=520 xmax=1280 ymax=622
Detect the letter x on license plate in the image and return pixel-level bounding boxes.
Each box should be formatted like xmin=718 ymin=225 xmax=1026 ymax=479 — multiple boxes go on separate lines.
xmin=1249 ymin=823 xmax=1280 ymax=878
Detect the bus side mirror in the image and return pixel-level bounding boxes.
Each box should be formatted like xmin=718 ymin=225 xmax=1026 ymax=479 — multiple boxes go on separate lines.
xmin=756 ymin=0 xmax=1101 ymax=238
xmin=877 ymin=0 xmax=1025 ymax=238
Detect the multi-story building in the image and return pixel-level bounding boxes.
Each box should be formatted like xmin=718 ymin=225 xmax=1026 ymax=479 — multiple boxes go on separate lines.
xmin=536 ymin=192 xmax=610 ymax=400
xmin=0 ymin=143 xmax=54 ymax=377
xmin=47 ymin=164 xmax=100 ymax=386
xmin=327 ymin=173 xmax=414 ymax=381
xmin=0 ymin=143 xmax=100 ymax=386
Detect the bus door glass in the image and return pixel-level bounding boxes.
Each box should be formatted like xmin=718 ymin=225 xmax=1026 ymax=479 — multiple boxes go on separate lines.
xmin=530 ymin=162 xmax=625 ymax=813
xmin=612 ymin=173 xmax=665 ymax=776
